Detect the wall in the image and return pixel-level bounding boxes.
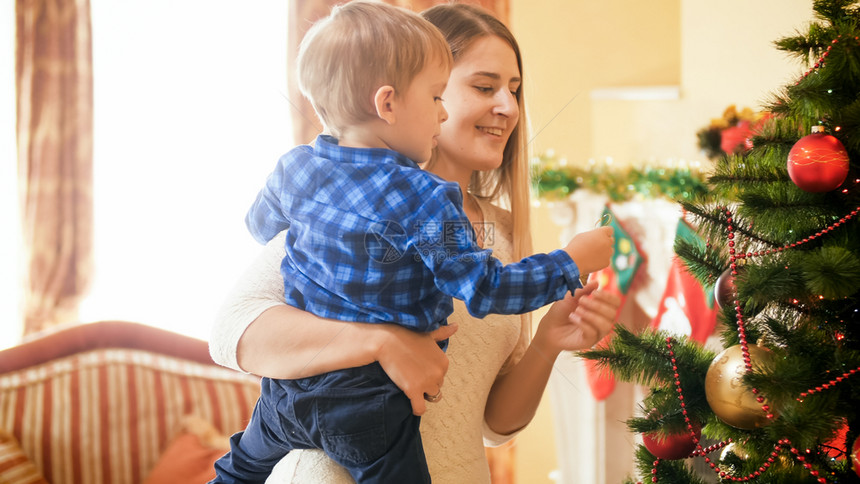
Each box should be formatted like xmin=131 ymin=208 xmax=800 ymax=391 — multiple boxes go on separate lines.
xmin=508 ymin=1 xmax=814 ymax=483
xmin=513 ymin=0 xmax=812 ymax=167
xmin=512 ymin=1 xmax=681 ymax=165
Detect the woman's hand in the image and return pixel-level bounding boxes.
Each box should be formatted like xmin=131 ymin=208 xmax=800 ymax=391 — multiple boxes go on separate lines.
xmin=374 ymin=323 xmax=458 ymax=416
xmin=483 ymin=281 xmax=620 ymax=435
xmin=532 ymin=281 xmax=620 ymax=356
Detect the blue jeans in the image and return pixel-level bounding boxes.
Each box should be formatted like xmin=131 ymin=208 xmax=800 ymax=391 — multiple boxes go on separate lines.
xmin=211 ymin=363 xmax=429 ymax=483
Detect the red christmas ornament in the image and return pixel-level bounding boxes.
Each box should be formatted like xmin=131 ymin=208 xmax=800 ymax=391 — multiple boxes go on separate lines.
xmin=825 ymin=421 xmax=848 ymax=459
xmin=852 ymin=435 xmax=860 ymax=477
xmin=787 ymin=126 xmax=850 ymax=192
xmin=642 ymin=421 xmax=702 ymax=460
xmin=714 ymin=267 xmax=736 ymax=309
xmin=721 ymin=120 xmax=753 ymax=155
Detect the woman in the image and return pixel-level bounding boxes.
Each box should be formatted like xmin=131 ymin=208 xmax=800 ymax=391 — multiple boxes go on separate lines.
xmin=210 ymin=4 xmax=621 ymax=482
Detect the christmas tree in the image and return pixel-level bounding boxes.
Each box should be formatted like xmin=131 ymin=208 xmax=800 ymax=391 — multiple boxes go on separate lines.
xmin=580 ymin=1 xmax=860 ymax=482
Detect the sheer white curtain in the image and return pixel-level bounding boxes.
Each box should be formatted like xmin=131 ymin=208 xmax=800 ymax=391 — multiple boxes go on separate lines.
xmin=80 ymin=1 xmax=292 ymax=340
xmin=1 ymin=1 xmax=20 ymax=349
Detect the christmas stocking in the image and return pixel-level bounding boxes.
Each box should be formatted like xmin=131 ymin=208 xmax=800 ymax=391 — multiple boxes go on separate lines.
xmin=650 ymin=220 xmax=718 ymax=344
xmin=585 ymin=205 xmax=644 ymax=400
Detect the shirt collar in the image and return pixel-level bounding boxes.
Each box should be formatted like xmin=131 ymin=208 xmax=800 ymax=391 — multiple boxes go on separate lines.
xmin=314 ymin=134 xmax=420 ymax=169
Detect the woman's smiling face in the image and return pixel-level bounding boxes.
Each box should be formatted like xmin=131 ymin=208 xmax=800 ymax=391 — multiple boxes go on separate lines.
xmin=434 ymin=35 xmax=521 ymax=175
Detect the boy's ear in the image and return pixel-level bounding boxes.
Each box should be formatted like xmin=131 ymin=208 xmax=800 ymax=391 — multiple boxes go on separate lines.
xmin=373 ymin=85 xmax=397 ymax=124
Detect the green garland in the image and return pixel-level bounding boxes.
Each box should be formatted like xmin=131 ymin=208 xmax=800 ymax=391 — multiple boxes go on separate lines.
xmin=531 ymin=153 xmax=710 ymax=202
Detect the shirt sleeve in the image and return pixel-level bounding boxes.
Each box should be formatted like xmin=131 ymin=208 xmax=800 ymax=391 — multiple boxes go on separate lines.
xmin=209 ymin=232 xmax=289 ymax=372
xmin=245 ymin=157 xmax=292 ymax=245
xmin=414 ymin=186 xmax=582 ymax=318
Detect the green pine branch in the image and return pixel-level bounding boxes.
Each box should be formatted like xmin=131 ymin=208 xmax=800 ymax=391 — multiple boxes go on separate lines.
xmin=679 ymin=201 xmax=781 ymax=248
xmin=673 ymin=237 xmax=724 ymax=289
xmin=775 ymin=20 xmax=832 ymax=63
xmin=577 ymin=326 xmax=715 ymax=390
xmin=839 ymin=98 xmax=860 ymax=151
xmin=813 ymin=0 xmax=860 ymax=23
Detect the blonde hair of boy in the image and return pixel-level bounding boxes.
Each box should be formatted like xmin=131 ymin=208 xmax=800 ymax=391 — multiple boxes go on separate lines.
xmin=297 ymin=1 xmax=453 ymax=139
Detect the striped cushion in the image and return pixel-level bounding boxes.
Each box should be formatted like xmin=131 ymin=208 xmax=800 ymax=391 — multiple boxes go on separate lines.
xmin=0 ymin=348 xmax=260 ymax=484
xmin=0 ymin=430 xmax=49 ymax=484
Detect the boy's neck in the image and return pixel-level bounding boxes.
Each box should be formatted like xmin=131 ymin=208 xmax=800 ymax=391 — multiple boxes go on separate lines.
xmin=336 ymin=124 xmax=390 ymax=151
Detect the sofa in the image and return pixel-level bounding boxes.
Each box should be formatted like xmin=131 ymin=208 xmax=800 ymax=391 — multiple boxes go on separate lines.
xmin=0 ymin=321 xmax=261 ymax=484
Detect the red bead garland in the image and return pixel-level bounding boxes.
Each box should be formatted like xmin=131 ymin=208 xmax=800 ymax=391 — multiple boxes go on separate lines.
xmin=795 ymin=36 xmax=840 ymax=85
xmin=798 ymin=366 xmax=860 ymax=400
xmin=792 ymin=35 xmax=860 ymax=85
xmin=724 ymin=205 xmax=860 ymax=410
xmin=723 ymin=210 xmax=759 ymax=394
xmin=713 ymin=209 xmax=836 ymax=482
xmin=732 ymin=207 xmax=859 ymax=261
xmin=792 ymin=35 xmax=860 ymax=86
xmin=666 ymin=338 xmax=701 ymax=448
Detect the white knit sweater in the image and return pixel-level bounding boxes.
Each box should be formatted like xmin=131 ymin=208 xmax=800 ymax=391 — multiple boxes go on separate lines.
xmin=209 ymin=198 xmax=528 ymax=484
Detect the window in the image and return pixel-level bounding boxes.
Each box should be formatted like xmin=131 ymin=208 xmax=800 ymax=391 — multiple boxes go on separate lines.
xmin=79 ymin=0 xmax=292 ymax=340
xmin=1 ymin=5 xmax=19 ymax=348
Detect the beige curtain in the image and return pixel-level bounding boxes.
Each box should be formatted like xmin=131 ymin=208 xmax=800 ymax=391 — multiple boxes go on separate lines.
xmin=16 ymin=0 xmax=94 ymax=335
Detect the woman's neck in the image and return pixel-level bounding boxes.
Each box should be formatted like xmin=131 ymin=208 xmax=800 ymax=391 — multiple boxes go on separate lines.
xmin=422 ymin=156 xmax=484 ymax=244
xmin=423 ymin=157 xmax=472 ymax=196
xmin=431 ymin=164 xmax=482 ymax=220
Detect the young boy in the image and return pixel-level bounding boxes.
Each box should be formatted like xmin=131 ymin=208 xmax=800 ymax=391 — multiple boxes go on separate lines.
xmin=213 ymin=2 xmax=613 ymax=483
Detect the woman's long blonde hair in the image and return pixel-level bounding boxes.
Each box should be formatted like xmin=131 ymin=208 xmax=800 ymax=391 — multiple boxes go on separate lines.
xmin=421 ymin=4 xmax=533 ymax=262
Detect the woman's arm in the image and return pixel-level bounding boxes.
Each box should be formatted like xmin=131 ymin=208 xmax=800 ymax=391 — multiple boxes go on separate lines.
xmin=235 ymin=305 xmax=378 ymax=379
xmin=237 ymin=306 xmax=456 ymax=416
xmin=209 ymin=232 xmax=455 ymax=415
xmin=482 ymin=281 xmax=621 ymax=435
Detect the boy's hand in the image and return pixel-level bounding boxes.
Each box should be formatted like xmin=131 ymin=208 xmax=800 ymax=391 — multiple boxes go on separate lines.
xmin=564 ymin=226 xmax=614 ymax=276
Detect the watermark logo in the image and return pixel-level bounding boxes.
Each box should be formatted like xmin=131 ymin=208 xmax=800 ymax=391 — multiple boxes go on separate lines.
xmin=414 ymin=221 xmax=495 ymax=262
xmin=472 ymin=222 xmax=495 ymax=247
xmin=365 ymin=220 xmax=495 ymax=264
xmin=364 ymin=220 xmax=407 ymax=263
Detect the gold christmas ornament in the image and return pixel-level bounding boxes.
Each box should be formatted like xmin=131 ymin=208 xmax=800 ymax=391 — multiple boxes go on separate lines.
xmin=705 ymin=344 xmax=776 ymax=429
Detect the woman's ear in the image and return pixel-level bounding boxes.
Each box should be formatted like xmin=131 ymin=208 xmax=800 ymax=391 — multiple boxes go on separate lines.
xmin=373 ymin=85 xmax=397 ymax=124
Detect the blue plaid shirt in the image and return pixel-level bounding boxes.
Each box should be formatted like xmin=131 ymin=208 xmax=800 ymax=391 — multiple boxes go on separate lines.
xmin=246 ymin=135 xmax=582 ymax=333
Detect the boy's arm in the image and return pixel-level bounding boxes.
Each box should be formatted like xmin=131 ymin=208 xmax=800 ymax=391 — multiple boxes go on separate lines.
xmin=245 ymin=160 xmax=291 ymax=244
xmin=413 ymin=192 xmax=576 ymax=317
xmin=429 ymin=249 xmax=583 ymax=318
xmin=415 ymin=189 xmax=613 ymax=317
